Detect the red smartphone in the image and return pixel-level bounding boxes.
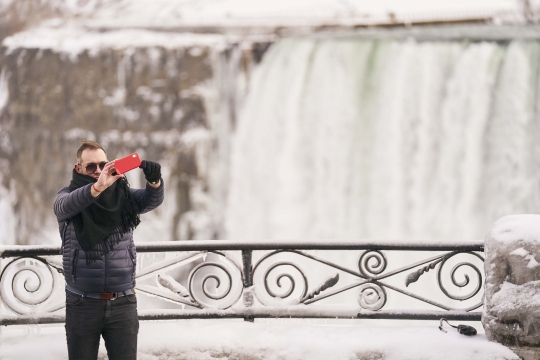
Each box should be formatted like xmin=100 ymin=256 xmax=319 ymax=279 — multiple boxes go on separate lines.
xmin=114 ymin=152 xmax=142 ymax=175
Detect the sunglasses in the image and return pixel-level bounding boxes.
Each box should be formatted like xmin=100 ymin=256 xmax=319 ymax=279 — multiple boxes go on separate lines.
xmin=81 ymin=161 xmax=107 ymax=173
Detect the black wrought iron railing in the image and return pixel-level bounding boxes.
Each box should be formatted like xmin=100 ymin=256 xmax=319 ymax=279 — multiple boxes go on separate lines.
xmin=0 ymin=240 xmax=484 ymax=325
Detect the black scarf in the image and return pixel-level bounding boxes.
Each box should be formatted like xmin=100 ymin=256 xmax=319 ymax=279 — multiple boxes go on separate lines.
xmin=69 ymin=170 xmax=141 ymax=263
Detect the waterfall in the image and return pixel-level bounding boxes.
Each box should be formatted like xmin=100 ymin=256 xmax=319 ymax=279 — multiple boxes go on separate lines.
xmin=225 ymin=37 xmax=540 ymax=241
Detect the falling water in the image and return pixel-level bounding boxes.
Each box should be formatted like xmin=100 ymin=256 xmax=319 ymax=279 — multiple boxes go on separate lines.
xmin=226 ymin=37 xmax=540 ymax=241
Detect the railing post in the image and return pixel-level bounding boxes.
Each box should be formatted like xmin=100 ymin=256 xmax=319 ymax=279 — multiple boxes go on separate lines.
xmin=241 ymin=249 xmax=254 ymax=322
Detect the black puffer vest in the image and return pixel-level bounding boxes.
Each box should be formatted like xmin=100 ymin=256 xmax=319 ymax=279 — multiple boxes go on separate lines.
xmin=54 ymin=181 xmax=164 ymax=293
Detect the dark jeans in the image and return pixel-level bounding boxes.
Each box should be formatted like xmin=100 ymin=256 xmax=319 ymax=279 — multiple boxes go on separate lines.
xmin=65 ymin=290 xmax=139 ymax=360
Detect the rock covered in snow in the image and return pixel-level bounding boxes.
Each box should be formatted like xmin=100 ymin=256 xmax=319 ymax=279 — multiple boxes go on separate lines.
xmin=483 ymin=214 xmax=540 ymax=347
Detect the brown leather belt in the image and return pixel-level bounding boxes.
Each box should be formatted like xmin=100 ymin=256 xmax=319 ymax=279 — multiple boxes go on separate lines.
xmin=67 ymin=286 xmax=136 ymax=300
xmin=99 ymin=292 xmax=119 ymax=300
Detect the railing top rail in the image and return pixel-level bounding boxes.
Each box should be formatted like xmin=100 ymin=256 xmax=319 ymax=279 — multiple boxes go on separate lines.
xmin=0 ymin=239 xmax=484 ymax=257
xmin=0 ymin=309 xmax=482 ymax=326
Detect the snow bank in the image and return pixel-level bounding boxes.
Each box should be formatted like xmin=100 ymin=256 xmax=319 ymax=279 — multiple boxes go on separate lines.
xmin=486 ymin=214 xmax=540 ymax=244
xmin=491 ymin=280 xmax=540 ymax=316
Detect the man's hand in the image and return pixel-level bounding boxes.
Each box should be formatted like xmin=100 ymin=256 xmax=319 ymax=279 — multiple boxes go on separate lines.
xmin=140 ymin=160 xmax=161 ymax=184
xmin=93 ymin=161 xmax=123 ymax=195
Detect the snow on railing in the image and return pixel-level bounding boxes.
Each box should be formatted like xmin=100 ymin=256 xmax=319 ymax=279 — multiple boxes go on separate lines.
xmin=0 ymin=240 xmax=484 ymax=325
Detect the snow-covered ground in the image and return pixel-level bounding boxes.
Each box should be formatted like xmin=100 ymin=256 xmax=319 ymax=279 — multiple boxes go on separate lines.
xmin=0 ymin=320 xmax=520 ymax=360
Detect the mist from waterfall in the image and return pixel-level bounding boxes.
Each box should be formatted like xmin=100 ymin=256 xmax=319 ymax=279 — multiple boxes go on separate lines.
xmin=225 ymin=37 xmax=540 ymax=241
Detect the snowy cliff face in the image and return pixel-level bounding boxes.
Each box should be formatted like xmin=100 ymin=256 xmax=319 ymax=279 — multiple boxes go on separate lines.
xmin=0 ymin=27 xmax=270 ymax=245
xmin=483 ymin=215 xmax=540 ymax=347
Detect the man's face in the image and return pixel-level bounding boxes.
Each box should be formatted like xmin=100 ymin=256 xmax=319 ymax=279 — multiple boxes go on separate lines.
xmin=75 ymin=148 xmax=108 ymax=180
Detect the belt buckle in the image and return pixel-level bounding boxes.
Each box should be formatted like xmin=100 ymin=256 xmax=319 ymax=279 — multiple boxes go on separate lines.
xmin=99 ymin=292 xmax=117 ymax=300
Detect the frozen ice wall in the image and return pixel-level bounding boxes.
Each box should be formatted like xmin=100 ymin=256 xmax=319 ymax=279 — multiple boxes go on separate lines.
xmin=0 ymin=28 xmax=269 ymax=245
xmin=226 ymin=37 xmax=540 ymax=241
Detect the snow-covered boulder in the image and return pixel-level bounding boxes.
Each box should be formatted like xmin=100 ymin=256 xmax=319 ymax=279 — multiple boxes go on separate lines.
xmin=483 ymin=214 xmax=540 ymax=347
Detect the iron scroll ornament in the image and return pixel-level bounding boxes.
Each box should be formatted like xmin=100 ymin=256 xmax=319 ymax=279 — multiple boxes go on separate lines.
xmin=358 ymin=250 xmax=388 ymax=278
xmin=187 ymin=260 xmax=242 ymax=309
xmin=357 ymin=283 xmax=387 ymax=310
xmin=262 ymin=262 xmax=309 ymax=300
xmin=253 ymin=251 xmax=344 ymax=304
xmin=253 ymin=251 xmax=315 ymax=304
xmin=0 ymin=256 xmax=64 ymax=315
xmin=437 ymin=252 xmax=483 ymax=301
xmin=399 ymin=250 xmax=485 ymax=311
xmin=403 ymin=251 xmax=484 ymax=300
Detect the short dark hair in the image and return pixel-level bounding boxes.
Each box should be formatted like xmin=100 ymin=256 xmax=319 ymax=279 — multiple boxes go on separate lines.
xmin=76 ymin=140 xmax=106 ymax=162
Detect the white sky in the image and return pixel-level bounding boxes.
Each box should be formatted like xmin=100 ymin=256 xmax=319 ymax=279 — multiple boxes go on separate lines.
xmin=1 ymin=0 xmax=535 ymax=28
xmin=65 ymin=0 xmax=528 ymax=24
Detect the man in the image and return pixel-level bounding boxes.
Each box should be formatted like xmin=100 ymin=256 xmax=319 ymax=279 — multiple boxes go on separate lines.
xmin=54 ymin=140 xmax=164 ymax=360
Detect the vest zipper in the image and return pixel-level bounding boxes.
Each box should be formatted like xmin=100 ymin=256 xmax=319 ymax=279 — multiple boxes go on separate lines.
xmin=60 ymin=220 xmax=70 ymax=255
xmin=104 ymin=252 xmax=108 ymax=291
xmin=72 ymin=248 xmax=78 ymax=282
xmin=129 ymin=249 xmax=136 ymax=280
